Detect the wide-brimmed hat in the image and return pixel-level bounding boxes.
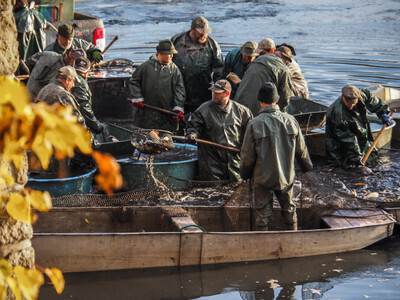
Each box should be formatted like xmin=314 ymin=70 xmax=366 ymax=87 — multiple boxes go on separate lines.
xmin=58 ymin=24 xmax=75 ymax=38
xmin=58 ymin=66 xmax=81 ymax=82
xmin=276 ymin=45 xmax=293 ymax=63
xmin=240 ymin=41 xmax=258 ymax=57
xmin=191 ymin=16 xmax=212 ymax=34
xmin=156 ymin=39 xmax=178 ymax=54
xmin=208 ymin=79 xmax=232 ymax=93
xmin=342 ymin=85 xmax=361 ymax=103
xmin=257 ymin=82 xmax=280 ymax=104
xmin=254 ymin=38 xmax=275 ymax=55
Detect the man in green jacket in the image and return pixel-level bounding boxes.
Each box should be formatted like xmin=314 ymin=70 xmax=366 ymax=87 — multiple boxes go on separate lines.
xmin=240 ymin=82 xmax=313 ymax=231
xmin=27 ymin=48 xmax=86 ymax=100
xmin=234 ymin=46 xmax=293 ymax=115
xmin=45 ymin=24 xmax=103 ymax=63
xmin=171 ymin=16 xmax=224 ymax=113
xmin=326 ymin=85 xmax=391 ymax=173
xmin=72 ymin=57 xmax=105 ymax=136
xmin=13 ymin=0 xmax=47 ymax=66
xmin=128 ymin=39 xmax=186 ymax=133
xmin=222 ymin=41 xmax=258 ymax=98
xmin=186 ymin=80 xmax=253 ymax=182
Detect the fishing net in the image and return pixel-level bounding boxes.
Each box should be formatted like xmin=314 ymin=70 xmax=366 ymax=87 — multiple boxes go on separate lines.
xmin=130 ymin=128 xmax=175 ymax=154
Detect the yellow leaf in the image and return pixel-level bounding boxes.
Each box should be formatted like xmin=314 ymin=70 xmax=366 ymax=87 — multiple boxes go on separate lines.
xmin=92 ymin=151 xmax=123 ymax=195
xmin=0 ymin=259 xmax=13 ymax=278
xmin=0 ymin=76 xmax=30 ymax=114
xmin=14 ymin=266 xmax=44 ymax=300
xmin=29 ymin=190 xmax=52 ymax=212
xmin=44 ymin=268 xmax=64 ymax=294
xmin=0 ymin=283 xmax=6 ymax=300
xmin=6 ymin=193 xmax=31 ymax=223
xmin=31 ymin=134 xmax=53 ymax=170
xmin=5 ymin=277 xmax=22 ymax=300
xmin=0 ymin=166 xmax=14 ymax=185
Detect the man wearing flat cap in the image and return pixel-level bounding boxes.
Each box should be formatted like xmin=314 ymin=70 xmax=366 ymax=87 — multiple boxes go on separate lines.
xmin=326 ymin=85 xmax=391 ymax=173
xmin=254 ymin=38 xmax=276 ymax=56
xmin=222 ymin=41 xmax=258 ymax=98
xmin=235 ymin=45 xmax=293 ymax=115
xmin=27 ymin=48 xmax=87 ymax=100
xmin=72 ymin=57 xmax=105 ymax=139
xmin=128 ymin=39 xmax=185 ymax=133
xmin=45 ymin=24 xmax=103 ymax=63
xmin=186 ymin=79 xmax=253 ymax=182
xmin=171 ymin=16 xmax=224 ymax=113
xmin=240 ymin=82 xmax=312 ymax=231
xmin=37 ymin=66 xmax=85 ymax=125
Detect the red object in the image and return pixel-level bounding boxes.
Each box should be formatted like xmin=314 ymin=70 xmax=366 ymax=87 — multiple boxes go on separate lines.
xmin=132 ymin=101 xmax=144 ymax=109
xmin=94 ymin=28 xmax=106 ymax=48
xmin=173 ymin=110 xmax=184 ymax=121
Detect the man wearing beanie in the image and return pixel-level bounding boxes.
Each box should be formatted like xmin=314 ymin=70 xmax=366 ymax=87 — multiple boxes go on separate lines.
xmin=186 ymin=79 xmax=253 ymax=182
xmin=128 ymin=39 xmax=185 ymax=133
xmin=240 ymin=82 xmax=312 ymax=231
xmin=222 ymin=41 xmax=258 ymax=98
xmin=45 ymin=24 xmax=103 ymax=63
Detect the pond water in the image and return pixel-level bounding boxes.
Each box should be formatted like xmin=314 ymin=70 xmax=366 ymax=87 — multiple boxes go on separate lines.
xmin=39 ymin=0 xmax=400 ymax=299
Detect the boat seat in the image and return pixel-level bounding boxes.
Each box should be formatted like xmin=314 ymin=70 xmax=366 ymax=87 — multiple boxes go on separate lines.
xmin=322 ymin=209 xmax=394 ymax=228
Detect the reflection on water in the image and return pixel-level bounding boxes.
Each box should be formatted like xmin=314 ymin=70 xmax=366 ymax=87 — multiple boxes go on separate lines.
xmin=39 ymin=235 xmax=400 ymax=299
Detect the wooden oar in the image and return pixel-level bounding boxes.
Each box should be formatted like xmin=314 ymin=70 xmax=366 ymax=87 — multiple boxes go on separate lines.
xmin=102 ymin=35 xmax=119 ymax=55
xmin=172 ymin=136 xmax=240 ymax=153
xmin=361 ymin=109 xmax=396 ymax=165
xmin=126 ymin=99 xmax=180 ymax=117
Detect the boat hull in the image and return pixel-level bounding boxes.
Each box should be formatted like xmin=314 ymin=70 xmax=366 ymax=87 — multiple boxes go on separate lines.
xmin=32 ymin=207 xmax=394 ymax=273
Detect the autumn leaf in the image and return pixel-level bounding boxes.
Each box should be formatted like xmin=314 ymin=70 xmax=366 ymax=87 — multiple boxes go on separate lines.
xmin=92 ymin=151 xmax=123 ymax=194
xmin=0 ymin=76 xmax=29 ymax=114
xmin=0 ymin=259 xmax=13 ymax=278
xmin=5 ymin=277 xmax=22 ymax=300
xmin=6 ymin=193 xmax=31 ymax=223
xmin=44 ymin=268 xmax=65 ymax=294
xmin=29 ymin=190 xmax=52 ymax=212
xmin=0 ymin=283 xmax=6 ymax=300
xmin=14 ymin=266 xmax=44 ymax=300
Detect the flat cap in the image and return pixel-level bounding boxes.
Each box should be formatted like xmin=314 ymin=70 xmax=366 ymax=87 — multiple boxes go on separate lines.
xmin=342 ymin=85 xmax=361 ymax=103
xmin=191 ymin=16 xmax=212 ymax=34
xmin=58 ymin=66 xmax=80 ymax=82
xmin=58 ymin=24 xmax=75 ymax=38
xmin=257 ymin=82 xmax=280 ymax=104
xmin=209 ymin=79 xmax=232 ymax=93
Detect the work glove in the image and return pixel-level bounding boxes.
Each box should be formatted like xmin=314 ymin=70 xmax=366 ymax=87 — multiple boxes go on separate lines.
xmin=173 ymin=110 xmax=184 ymax=121
xmin=381 ymin=114 xmax=392 ymax=125
xmin=92 ymin=50 xmax=104 ymax=63
xmin=129 ymin=98 xmax=144 ymax=109
xmin=186 ymin=133 xmax=197 ymax=144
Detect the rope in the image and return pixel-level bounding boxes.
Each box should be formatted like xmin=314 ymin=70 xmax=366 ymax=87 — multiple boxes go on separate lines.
xmin=178 ymin=225 xmax=206 ymax=232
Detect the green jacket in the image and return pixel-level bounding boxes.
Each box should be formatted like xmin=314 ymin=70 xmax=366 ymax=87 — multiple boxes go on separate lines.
xmin=45 ymin=38 xmax=99 ymax=61
xmin=222 ymin=47 xmax=249 ymax=98
xmin=26 ymin=51 xmax=65 ymax=99
xmin=325 ymin=88 xmax=389 ymax=166
xmin=240 ymin=105 xmax=312 ymax=189
xmin=187 ymin=100 xmax=253 ymax=182
xmin=128 ymin=55 xmax=186 ymax=133
xmin=71 ymin=74 xmax=103 ymax=134
xmin=171 ymin=31 xmax=223 ymax=112
xmin=14 ymin=6 xmax=47 ymax=63
xmin=234 ymin=54 xmax=292 ymax=115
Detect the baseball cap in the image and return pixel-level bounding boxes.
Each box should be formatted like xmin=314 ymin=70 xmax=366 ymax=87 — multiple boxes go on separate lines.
xmin=276 ymin=45 xmax=293 ymax=62
xmin=58 ymin=66 xmax=81 ymax=82
xmin=240 ymin=41 xmax=258 ymax=57
xmin=209 ymin=79 xmax=232 ymax=93
xmin=58 ymin=24 xmax=75 ymax=38
xmin=67 ymin=48 xmax=87 ymax=60
xmin=73 ymin=57 xmax=91 ymax=73
xmin=191 ymin=16 xmax=212 ymax=34
xmin=342 ymin=85 xmax=361 ymax=103
xmin=254 ymin=38 xmax=275 ymax=54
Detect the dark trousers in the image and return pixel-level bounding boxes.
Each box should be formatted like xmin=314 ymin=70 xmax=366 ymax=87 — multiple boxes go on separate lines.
xmin=253 ymin=183 xmax=297 ymax=230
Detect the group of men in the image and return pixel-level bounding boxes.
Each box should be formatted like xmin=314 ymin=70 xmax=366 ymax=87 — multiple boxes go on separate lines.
xmin=14 ymin=7 xmax=393 ymax=231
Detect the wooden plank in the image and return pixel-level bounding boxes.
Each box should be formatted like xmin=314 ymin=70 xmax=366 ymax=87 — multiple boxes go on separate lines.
xmin=323 ymin=209 xmax=393 ymax=228
xmin=171 ymin=217 xmax=204 ymax=233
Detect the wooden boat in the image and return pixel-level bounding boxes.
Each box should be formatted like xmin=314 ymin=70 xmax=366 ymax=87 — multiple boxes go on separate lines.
xmin=32 ymin=206 xmax=395 ymax=273
xmin=287 ymin=97 xmax=396 ymax=156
